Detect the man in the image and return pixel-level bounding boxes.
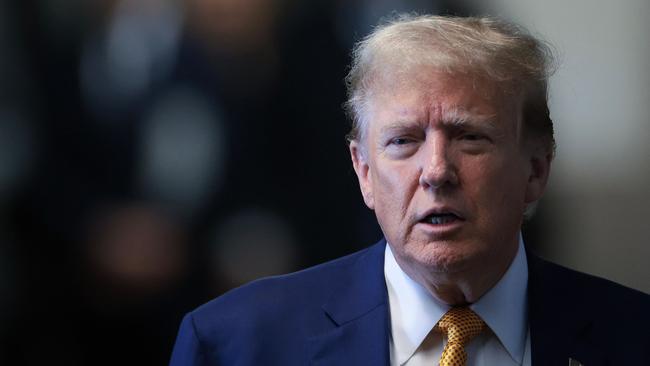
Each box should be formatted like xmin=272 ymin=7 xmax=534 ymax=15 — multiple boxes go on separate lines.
xmin=170 ymin=15 xmax=649 ymax=365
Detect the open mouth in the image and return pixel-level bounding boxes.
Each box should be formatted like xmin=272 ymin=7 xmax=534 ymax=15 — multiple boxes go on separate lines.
xmin=420 ymin=213 xmax=462 ymax=225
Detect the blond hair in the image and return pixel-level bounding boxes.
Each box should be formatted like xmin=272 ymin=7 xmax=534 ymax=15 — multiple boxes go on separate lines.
xmin=345 ymin=14 xmax=556 ymax=154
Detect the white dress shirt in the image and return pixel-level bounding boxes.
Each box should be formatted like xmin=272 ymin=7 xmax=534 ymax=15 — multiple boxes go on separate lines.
xmin=384 ymin=235 xmax=532 ymax=366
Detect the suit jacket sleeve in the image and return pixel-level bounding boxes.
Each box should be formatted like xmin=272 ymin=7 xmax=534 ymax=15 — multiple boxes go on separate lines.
xmin=170 ymin=313 xmax=206 ymax=366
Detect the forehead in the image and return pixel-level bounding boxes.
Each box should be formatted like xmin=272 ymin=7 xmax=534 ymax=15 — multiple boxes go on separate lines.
xmin=365 ymin=68 xmax=520 ymax=133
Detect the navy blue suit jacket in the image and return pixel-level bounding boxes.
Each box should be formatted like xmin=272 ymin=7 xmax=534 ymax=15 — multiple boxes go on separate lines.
xmin=170 ymin=240 xmax=650 ymax=365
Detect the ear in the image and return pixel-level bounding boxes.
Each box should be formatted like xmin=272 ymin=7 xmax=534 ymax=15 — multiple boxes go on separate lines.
xmin=524 ymin=146 xmax=553 ymax=204
xmin=349 ymin=140 xmax=375 ymax=210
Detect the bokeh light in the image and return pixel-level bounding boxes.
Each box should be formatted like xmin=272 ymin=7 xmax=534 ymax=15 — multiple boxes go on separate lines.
xmin=210 ymin=208 xmax=298 ymax=288
xmin=80 ymin=0 xmax=182 ymax=115
xmin=84 ymin=203 xmax=188 ymax=295
xmin=0 ymin=109 xmax=35 ymax=200
xmin=137 ymin=85 xmax=226 ymax=214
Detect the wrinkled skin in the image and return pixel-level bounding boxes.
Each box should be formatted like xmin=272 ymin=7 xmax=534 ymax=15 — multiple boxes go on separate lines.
xmin=350 ymin=70 xmax=551 ymax=304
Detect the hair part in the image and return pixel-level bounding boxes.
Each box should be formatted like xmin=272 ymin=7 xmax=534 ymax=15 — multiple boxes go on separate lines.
xmin=344 ymin=13 xmax=557 ymax=156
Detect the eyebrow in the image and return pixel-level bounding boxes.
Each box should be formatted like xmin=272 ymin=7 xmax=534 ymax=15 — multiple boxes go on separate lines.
xmin=379 ymin=120 xmax=423 ymax=135
xmin=442 ymin=108 xmax=499 ymax=130
xmin=378 ymin=108 xmax=499 ymax=136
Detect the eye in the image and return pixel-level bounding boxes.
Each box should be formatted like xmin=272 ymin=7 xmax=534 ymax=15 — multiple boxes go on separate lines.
xmin=459 ymin=133 xmax=485 ymax=141
xmin=390 ymin=137 xmax=414 ymax=145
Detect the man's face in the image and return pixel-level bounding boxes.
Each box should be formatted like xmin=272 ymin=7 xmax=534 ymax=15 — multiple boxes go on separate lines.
xmin=350 ymin=70 xmax=549 ymax=281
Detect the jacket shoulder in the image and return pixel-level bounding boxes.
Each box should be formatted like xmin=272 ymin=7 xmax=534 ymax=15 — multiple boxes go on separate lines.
xmin=527 ymin=253 xmax=650 ymax=364
xmin=181 ymin=241 xmax=385 ymax=363
xmin=193 ymin=242 xmax=378 ymax=318
xmin=529 ymin=254 xmax=649 ymax=311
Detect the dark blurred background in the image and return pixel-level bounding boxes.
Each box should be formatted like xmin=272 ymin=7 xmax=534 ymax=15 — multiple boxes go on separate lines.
xmin=1 ymin=0 xmax=648 ymax=365
xmin=0 ymin=0 xmax=471 ymax=364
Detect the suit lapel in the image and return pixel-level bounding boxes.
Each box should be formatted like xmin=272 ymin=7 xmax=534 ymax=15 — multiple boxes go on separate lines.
xmin=307 ymin=243 xmax=612 ymax=365
xmin=527 ymin=252 xmax=608 ymax=366
xmin=308 ymin=240 xmax=390 ymax=366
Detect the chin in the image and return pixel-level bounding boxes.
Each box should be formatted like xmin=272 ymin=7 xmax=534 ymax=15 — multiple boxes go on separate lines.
xmin=405 ymin=240 xmax=477 ymax=274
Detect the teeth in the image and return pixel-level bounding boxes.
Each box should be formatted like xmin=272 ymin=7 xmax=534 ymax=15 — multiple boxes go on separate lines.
xmin=427 ymin=214 xmax=457 ymax=224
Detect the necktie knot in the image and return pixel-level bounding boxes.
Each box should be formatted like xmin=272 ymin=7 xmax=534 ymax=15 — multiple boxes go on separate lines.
xmin=436 ymin=307 xmax=485 ymax=366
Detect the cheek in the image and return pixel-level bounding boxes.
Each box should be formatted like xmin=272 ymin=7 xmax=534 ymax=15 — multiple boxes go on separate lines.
xmin=463 ymin=157 xmax=528 ymax=216
xmin=371 ymin=162 xmax=418 ymax=216
xmin=372 ymin=165 xmax=400 ymax=207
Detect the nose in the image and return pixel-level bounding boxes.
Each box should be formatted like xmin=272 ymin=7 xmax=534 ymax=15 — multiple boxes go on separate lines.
xmin=419 ymin=135 xmax=459 ymax=189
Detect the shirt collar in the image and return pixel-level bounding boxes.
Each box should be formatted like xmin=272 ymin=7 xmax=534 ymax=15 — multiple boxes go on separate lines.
xmin=470 ymin=234 xmax=528 ymax=364
xmin=384 ymin=234 xmax=528 ymax=365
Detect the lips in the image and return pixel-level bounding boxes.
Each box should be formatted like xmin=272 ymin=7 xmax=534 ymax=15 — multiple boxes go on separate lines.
xmin=422 ymin=213 xmax=459 ymax=224
xmin=417 ymin=208 xmax=465 ymax=225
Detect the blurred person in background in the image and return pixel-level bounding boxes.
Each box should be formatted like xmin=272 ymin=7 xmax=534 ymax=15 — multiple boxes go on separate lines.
xmin=169 ymin=14 xmax=650 ymax=366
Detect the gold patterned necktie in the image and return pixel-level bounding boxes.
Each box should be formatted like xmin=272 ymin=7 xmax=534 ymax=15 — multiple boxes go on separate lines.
xmin=436 ymin=307 xmax=485 ymax=366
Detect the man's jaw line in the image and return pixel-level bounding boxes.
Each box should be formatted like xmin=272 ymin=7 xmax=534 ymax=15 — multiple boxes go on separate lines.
xmin=391 ymin=249 xmax=483 ymax=305
xmin=391 ymin=229 xmax=521 ymax=305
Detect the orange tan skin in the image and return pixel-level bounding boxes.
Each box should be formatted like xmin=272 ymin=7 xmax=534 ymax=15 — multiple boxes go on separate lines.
xmin=350 ymin=69 xmax=552 ymax=305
